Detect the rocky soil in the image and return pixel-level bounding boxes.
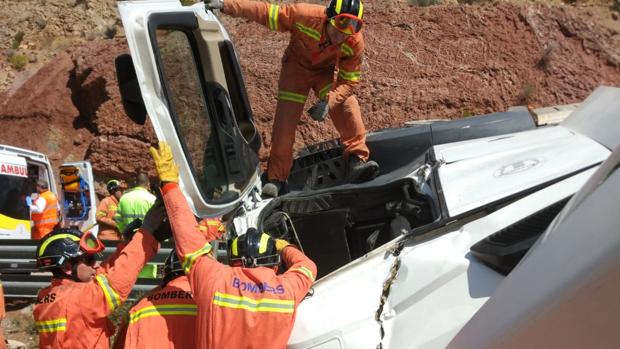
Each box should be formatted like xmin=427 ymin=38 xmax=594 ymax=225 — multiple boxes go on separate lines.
xmin=0 ymin=0 xmax=619 ymax=187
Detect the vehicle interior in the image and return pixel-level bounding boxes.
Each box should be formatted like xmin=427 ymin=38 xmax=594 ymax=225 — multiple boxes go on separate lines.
xmin=59 ymin=165 xmax=92 ymax=221
xmin=255 ymin=110 xmax=542 ymax=278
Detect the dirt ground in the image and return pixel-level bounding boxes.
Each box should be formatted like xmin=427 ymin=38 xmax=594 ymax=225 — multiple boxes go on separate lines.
xmin=2 ymin=299 xmax=38 ymax=348
xmin=0 ymin=1 xmax=620 ymax=344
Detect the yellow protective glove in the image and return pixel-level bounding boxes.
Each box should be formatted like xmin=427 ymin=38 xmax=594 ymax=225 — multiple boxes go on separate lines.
xmin=149 ymin=141 xmax=179 ymax=183
xmin=275 ymin=239 xmax=290 ymax=253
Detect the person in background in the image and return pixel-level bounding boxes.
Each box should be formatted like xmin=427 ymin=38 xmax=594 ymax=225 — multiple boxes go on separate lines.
xmin=33 ymin=203 xmax=168 ymax=349
xmin=115 ymin=173 xmax=158 ymax=278
xmin=96 ymin=180 xmax=124 ymax=241
xmin=114 ymin=173 xmax=156 ymax=234
xmin=150 ymin=142 xmax=317 ymax=348
xmin=29 ymin=180 xmax=60 ymax=240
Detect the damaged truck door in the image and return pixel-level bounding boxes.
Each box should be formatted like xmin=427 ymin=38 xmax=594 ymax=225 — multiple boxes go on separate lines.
xmin=117 ymin=0 xmax=261 ymax=217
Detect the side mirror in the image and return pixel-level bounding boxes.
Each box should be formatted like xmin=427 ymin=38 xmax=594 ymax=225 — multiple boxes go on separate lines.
xmin=115 ymin=54 xmax=147 ymax=125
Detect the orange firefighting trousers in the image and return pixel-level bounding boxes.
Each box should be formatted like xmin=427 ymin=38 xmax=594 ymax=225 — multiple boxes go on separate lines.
xmin=269 ymin=61 xmax=369 ymax=181
xmin=161 ymin=182 xmax=317 ymax=348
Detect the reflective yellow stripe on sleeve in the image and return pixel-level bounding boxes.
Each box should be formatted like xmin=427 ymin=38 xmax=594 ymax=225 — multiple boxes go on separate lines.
xmin=213 ymin=292 xmax=295 ymax=313
xmin=182 ymin=243 xmax=213 ymax=273
xmin=96 ymin=274 xmax=122 ymax=311
xmin=129 ymin=304 xmax=197 ymax=324
xmin=290 ymin=266 xmax=315 ymax=281
xmin=318 ymin=83 xmax=332 ymax=100
xmin=294 ymin=22 xmax=321 ymax=41
xmin=35 ymin=318 xmax=67 ymax=333
xmin=338 ymin=70 xmax=361 ymax=82
xmin=341 ymin=43 xmax=354 ymax=57
xmin=207 ymin=220 xmax=225 ymax=231
xmin=278 ymin=90 xmax=308 ymax=104
xmin=268 ymin=4 xmax=280 ymax=31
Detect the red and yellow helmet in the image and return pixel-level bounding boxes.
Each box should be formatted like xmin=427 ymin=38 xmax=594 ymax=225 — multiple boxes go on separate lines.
xmin=326 ymin=0 xmax=364 ymax=35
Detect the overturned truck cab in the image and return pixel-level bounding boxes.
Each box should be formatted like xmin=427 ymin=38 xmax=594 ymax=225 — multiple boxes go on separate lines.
xmin=117 ymin=1 xmax=620 ymax=347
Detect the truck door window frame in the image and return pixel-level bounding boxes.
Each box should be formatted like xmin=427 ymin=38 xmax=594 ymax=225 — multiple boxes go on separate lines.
xmin=147 ymin=12 xmax=260 ymax=205
xmin=147 ymin=12 xmax=230 ymax=203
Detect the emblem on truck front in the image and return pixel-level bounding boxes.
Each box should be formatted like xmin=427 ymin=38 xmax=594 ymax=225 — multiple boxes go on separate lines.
xmin=494 ymin=158 xmax=543 ymax=177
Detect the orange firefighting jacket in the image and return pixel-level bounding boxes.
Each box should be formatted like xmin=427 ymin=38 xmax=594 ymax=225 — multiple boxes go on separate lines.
xmin=33 ymin=231 xmax=159 ymax=349
xmin=224 ymin=0 xmax=364 ymax=106
xmin=161 ymin=182 xmax=317 ymax=349
xmin=31 ymin=190 xmax=60 ymax=240
xmin=111 ymin=218 xmax=222 ymax=349
xmin=97 ymin=196 xmax=121 ymax=240
xmin=0 ymin=281 xmax=6 ymax=349
xmin=118 ymin=275 xmax=196 ymax=349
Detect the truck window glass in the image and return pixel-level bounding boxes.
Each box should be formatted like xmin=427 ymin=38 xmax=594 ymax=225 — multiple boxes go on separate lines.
xmin=155 ymin=29 xmax=229 ymax=202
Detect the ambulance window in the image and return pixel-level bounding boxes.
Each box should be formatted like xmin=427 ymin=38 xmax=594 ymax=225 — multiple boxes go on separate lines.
xmin=0 ymin=175 xmax=30 ymax=221
xmin=154 ymin=29 xmax=230 ymax=202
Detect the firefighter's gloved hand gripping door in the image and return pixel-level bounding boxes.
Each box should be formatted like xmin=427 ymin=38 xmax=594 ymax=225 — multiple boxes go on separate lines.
xmin=149 ymin=142 xmax=179 ymax=184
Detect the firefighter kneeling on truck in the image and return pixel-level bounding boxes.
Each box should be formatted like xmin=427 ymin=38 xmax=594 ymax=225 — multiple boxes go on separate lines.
xmin=149 ymin=141 xmax=317 ymax=348
xmin=207 ymin=0 xmax=379 ymax=197
xmin=33 ymin=201 xmax=170 ymax=348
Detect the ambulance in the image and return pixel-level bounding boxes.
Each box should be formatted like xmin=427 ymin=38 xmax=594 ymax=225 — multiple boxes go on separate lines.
xmin=0 ymin=144 xmax=97 ymax=239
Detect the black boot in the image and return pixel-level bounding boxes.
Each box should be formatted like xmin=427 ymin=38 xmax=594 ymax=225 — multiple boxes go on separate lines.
xmin=262 ymin=180 xmax=284 ymax=197
xmin=347 ymin=155 xmax=379 ymax=183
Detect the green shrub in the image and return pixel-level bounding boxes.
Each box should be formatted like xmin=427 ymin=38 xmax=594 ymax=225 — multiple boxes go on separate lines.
xmin=9 ymin=54 xmax=28 ymax=71
xmin=12 ymin=31 xmax=25 ymax=49
xmin=462 ymin=109 xmax=474 ymax=117
xmin=612 ymin=0 xmax=620 ymax=12
xmin=180 ymin=0 xmax=197 ymax=5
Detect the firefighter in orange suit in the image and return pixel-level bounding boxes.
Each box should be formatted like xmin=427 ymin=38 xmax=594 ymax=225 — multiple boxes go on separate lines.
xmin=0 ymin=281 xmax=6 ymax=349
xmin=116 ymin=218 xmax=225 ymax=349
xmin=115 ymin=250 xmax=196 ymax=349
xmin=33 ymin=202 xmax=168 ymax=349
xmin=30 ymin=180 xmax=60 ymax=240
xmin=150 ymin=142 xmax=317 ymax=348
xmin=209 ymin=0 xmax=379 ymax=196
xmin=96 ymin=180 xmax=124 ymax=240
